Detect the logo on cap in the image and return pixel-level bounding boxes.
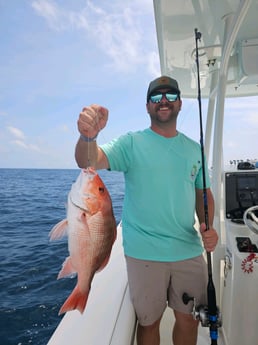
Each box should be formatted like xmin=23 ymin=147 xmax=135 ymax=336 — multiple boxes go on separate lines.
xmin=158 ymin=77 xmax=170 ymax=85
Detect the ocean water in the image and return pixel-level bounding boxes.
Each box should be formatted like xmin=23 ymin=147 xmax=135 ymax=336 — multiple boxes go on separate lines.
xmin=0 ymin=168 xmax=125 ymax=345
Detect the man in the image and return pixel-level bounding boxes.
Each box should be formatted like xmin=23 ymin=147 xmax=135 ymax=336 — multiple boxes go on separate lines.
xmin=75 ymin=76 xmax=218 ymax=345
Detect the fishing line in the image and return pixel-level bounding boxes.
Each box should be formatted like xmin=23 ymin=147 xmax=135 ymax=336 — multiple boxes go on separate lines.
xmin=86 ymin=108 xmax=103 ymax=168
xmin=194 ymin=27 xmax=220 ymax=345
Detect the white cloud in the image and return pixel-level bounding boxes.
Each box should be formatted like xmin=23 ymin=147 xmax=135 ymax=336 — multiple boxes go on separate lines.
xmin=31 ymin=0 xmax=66 ymax=31
xmin=7 ymin=126 xmax=41 ymax=152
xmin=11 ymin=139 xmax=41 ymax=152
xmin=31 ymin=0 xmax=159 ymax=73
xmin=7 ymin=126 xmax=26 ymax=140
xmin=147 ymin=51 xmax=161 ymax=77
xmin=11 ymin=139 xmax=28 ymax=149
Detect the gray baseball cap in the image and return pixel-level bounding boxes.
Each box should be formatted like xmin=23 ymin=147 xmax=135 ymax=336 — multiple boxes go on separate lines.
xmin=147 ymin=76 xmax=180 ymax=101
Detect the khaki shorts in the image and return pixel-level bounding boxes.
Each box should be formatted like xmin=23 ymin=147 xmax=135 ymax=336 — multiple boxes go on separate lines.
xmin=125 ymin=255 xmax=208 ymax=326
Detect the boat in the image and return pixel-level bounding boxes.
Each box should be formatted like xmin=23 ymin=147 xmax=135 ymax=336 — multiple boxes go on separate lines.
xmin=47 ymin=1 xmax=258 ymax=344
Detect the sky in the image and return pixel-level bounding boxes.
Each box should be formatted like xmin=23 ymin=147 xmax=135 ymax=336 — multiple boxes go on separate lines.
xmin=0 ymin=0 xmax=257 ymax=169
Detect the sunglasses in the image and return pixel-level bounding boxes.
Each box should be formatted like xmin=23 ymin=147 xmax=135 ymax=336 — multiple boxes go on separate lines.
xmin=149 ymin=92 xmax=179 ymax=103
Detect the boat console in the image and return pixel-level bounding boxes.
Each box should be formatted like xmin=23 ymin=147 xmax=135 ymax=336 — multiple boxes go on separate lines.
xmin=222 ymin=167 xmax=258 ymax=344
xmin=225 ymin=170 xmax=258 ymax=224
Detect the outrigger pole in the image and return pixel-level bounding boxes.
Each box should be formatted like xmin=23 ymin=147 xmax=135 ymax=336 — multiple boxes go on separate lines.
xmin=194 ymin=28 xmax=220 ymax=345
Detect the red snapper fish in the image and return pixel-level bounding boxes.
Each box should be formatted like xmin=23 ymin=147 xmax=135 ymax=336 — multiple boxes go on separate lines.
xmin=49 ymin=167 xmax=117 ymax=315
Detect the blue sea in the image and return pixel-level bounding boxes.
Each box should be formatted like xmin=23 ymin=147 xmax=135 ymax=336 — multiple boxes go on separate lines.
xmin=0 ymin=168 xmax=125 ymax=345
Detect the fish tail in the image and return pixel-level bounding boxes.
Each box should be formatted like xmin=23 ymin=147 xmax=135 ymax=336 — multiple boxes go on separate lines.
xmin=58 ymin=284 xmax=89 ymax=315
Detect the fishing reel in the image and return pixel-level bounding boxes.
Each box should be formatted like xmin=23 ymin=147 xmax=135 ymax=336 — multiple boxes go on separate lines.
xmin=182 ymin=293 xmax=222 ymax=328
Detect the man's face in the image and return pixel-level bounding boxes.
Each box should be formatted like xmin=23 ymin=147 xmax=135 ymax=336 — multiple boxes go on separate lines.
xmin=146 ymin=88 xmax=182 ymax=125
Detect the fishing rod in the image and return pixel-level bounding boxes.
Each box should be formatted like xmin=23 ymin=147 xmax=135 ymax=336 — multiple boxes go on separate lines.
xmin=182 ymin=28 xmax=221 ymax=345
xmin=194 ymin=27 xmax=220 ymax=345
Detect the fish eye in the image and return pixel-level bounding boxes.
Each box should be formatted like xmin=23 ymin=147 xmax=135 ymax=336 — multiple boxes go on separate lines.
xmin=99 ymin=187 xmax=105 ymax=193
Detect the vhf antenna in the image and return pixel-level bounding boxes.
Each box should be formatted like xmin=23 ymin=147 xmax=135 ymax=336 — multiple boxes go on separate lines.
xmin=182 ymin=28 xmax=221 ymax=345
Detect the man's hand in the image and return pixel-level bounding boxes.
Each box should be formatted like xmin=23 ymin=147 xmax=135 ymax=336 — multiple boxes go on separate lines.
xmin=200 ymin=222 xmax=218 ymax=252
xmin=78 ymin=104 xmax=108 ymax=139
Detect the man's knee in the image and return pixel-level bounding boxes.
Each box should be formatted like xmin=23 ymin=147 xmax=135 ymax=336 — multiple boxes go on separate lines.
xmin=136 ymin=317 xmax=162 ymax=345
xmin=174 ymin=310 xmax=199 ymax=330
xmin=138 ymin=316 xmax=162 ymax=332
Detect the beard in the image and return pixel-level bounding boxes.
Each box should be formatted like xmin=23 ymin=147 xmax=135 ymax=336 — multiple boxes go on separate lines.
xmin=148 ymin=103 xmax=179 ymax=124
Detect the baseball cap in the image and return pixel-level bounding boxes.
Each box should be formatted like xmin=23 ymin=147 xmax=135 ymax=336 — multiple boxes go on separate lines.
xmin=147 ymin=76 xmax=181 ymax=101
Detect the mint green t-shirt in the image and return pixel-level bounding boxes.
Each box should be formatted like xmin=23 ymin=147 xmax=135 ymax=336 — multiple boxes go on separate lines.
xmin=100 ymin=129 xmax=210 ymax=261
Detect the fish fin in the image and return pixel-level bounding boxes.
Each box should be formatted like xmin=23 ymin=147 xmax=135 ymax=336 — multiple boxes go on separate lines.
xmin=49 ymin=219 xmax=68 ymax=241
xmin=80 ymin=212 xmax=88 ymax=226
xmin=58 ymin=284 xmax=89 ymax=315
xmin=57 ymin=256 xmax=77 ymax=279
